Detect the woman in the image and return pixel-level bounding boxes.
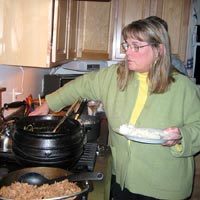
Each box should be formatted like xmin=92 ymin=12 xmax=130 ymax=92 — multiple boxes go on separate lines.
xmin=30 ymin=18 xmax=200 ymax=199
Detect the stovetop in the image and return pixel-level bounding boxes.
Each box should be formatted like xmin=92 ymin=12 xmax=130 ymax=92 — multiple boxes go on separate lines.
xmin=74 ymin=143 xmax=98 ymax=172
xmin=0 ymin=142 xmax=99 ymax=180
xmin=0 ymin=143 xmax=112 ymax=200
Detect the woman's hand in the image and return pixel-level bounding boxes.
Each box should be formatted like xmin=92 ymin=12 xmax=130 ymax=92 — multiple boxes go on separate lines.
xmin=162 ymin=127 xmax=182 ymax=146
xmin=29 ymin=101 xmax=49 ymax=116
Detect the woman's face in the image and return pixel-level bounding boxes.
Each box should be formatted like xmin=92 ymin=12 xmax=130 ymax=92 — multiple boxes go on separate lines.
xmin=125 ymin=38 xmax=157 ymax=73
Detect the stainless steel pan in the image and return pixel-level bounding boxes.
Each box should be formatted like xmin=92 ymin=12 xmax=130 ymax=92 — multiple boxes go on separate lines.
xmin=0 ymin=167 xmax=104 ymax=200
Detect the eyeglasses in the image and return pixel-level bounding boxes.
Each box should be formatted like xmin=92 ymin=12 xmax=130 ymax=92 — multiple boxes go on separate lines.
xmin=121 ymin=42 xmax=150 ymax=52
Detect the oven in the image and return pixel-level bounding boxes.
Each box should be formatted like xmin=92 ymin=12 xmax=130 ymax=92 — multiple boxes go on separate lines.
xmin=0 ymin=102 xmax=111 ymax=200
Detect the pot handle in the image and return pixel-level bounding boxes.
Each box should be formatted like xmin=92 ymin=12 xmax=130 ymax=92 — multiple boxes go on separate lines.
xmin=4 ymin=101 xmax=26 ymax=109
xmin=48 ymin=172 xmax=104 ymax=184
xmin=67 ymin=172 xmax=104 ymax=182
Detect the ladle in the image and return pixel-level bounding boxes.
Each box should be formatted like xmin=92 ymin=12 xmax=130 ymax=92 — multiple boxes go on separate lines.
xmin=18 ymin=171 xmax=104 ymax=186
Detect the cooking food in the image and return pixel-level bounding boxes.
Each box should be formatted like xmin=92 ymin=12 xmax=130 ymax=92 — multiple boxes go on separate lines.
xmin=0 ymin=179 xmax=81 ymax=200
xmin=119 ymin=124 xmax=161 ymax=139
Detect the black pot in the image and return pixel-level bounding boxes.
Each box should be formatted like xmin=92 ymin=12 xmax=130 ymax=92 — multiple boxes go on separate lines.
xmin=11 ymin=115 xmax=85 ymax=168
xmin=79 ymin=114 xmax=100 ymax=142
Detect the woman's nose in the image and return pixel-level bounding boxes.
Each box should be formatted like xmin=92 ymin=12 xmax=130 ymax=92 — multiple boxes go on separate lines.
xmin=125 ymin=47 xmax=132 ymax=55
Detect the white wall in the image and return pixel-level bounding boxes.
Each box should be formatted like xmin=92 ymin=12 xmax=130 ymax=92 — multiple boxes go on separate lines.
xmin=0 ymin=64 xmax=50 ymax=106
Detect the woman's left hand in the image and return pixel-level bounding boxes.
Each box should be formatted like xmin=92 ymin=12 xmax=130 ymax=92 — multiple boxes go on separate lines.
xmin=162 ymin=127 xmax=182 ymax=146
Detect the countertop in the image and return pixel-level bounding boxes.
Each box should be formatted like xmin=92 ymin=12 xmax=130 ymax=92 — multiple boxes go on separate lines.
xmin=88 ymin=146 xmax=112 ymax=200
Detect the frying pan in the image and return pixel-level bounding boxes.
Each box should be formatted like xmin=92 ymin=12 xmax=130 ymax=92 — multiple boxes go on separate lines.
xmin=0 ymin=167 xmax=104 ymax=200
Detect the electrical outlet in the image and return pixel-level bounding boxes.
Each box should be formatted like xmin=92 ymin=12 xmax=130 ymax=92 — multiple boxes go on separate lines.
xmin=12 ymin=88 xmax=15 ymax=102
xmin=12 ymin=88 xmax=22 ymax=102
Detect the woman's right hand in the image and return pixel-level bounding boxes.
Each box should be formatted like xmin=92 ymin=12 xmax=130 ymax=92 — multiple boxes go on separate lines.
xmin=29 ymin=101 xmax=49 ymax=116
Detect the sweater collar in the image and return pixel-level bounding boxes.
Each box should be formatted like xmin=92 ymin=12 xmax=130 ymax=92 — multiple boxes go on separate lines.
xmin=135 ymin=72 xmax=148 ymax=81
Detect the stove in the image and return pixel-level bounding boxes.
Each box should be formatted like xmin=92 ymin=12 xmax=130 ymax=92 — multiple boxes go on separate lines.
xmin=0 ymin=143 xmax=98 ymax=177
xmin=0 ymin=107 xmax=111 ymax=200
xmin=74 ymin=143 xmax=98 ymax=172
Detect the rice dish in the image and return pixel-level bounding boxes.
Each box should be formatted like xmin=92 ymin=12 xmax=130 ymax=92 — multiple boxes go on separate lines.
xmin=0 ymin=179 xmax=81 ymax=200
xmin=119 ymin=124 xmax=161 ymax=139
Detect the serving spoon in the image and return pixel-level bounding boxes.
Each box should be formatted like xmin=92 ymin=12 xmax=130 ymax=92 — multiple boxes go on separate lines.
xmin=52 ymin=97 xmax=82 ymax=133
xmin=18 ymin=171 xmax=104 ymax=186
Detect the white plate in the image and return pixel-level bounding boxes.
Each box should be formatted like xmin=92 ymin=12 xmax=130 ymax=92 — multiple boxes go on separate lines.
xmin=114 ymin=127 xmax=178 ymax=144
xmin=124 ymin=134 xmax=167 ymax=144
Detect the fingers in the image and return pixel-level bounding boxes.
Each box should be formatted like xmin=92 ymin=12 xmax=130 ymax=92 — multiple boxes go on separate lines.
xmin=162 ymin=139 xmax=181 ymax=146
xmin=162 ymin=127 xmax=182 ymax=146
xmin=28 ymin=101 xmax=49 ymax=116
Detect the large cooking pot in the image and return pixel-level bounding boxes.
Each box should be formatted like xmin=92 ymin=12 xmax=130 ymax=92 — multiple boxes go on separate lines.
xmin=0 ymin=167 xmax=103 ymax=200
xmin=11 ymin=115 xmax=85 ymax=168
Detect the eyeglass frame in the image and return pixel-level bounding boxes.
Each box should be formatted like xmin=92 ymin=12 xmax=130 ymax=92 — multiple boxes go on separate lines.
xmin=121 ymin=42 xmax=151 ymax=52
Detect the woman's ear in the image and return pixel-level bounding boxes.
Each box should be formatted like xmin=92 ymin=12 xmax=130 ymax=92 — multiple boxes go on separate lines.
xmin=158 ymin=44 xmax=164 ymax=56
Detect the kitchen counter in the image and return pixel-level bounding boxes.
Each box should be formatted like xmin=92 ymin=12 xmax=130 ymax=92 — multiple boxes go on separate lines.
xmin=88 ymin=146 xmax=112 ymax=200
xmin=86 ymin=113 xmax=112 ymax=200
xmin=190 ymin=153 xmax=200 ymax=199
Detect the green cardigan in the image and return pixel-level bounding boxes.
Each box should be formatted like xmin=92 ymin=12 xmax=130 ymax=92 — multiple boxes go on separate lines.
xmin=46 ymin=64 xmax=200 ymax=200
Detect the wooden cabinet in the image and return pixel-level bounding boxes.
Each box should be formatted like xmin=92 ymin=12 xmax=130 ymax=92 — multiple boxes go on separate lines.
xmin=112 ymin=0 xmax=151 ymax=60
xmin=112 ymin=0 xmax=191 ymax=63
xmin=68 ymin=0 xmax=115 ymax=60
xmin=0 ymin=0 xmax=70 ymax=68
xmin=0 ymin=0 xmax=191 ymax=66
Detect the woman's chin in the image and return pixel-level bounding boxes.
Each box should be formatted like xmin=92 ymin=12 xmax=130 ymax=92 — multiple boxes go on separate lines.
xmin=128 ymin=65 xmax=137 ymax=71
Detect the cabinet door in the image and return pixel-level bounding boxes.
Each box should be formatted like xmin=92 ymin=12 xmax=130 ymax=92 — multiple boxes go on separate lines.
xmin=0 ymin=0 xmax=70 ymax=68
xmin=112 ymin=0 xmax=191 ymax=62
xmin=51 ymin=0 xmax=70 ymax=63
xmin=69 ymin=0 xmax=114 ymax=60
xmin=0 ymin=0 xmax=54 ymax=67
xmin=159 ymin=0 xmax=191 ymax=62
xmin=112 ymin=0 xmax=151 ymax=60
xmin=68 ymin=0 xmax=79 ymax=59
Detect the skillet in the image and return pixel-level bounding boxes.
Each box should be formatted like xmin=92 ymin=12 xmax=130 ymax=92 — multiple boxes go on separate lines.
xmin=0 ymin=167 xmax=103 ymax=200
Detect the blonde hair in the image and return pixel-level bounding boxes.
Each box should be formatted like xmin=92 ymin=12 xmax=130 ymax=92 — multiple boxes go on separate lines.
xmin=117 ymin=19 xmax=175 ymax=94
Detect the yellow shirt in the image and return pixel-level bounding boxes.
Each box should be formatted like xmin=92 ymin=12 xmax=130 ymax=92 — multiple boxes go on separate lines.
xmin=129 ymin=72 xmax=148 ymax=125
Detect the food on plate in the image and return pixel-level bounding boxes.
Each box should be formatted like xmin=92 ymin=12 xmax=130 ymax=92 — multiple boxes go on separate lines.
xmin=0 ymin=179 xmax=81 ymax=200
xmin=119 ymin=124 xmax=162 ymax=139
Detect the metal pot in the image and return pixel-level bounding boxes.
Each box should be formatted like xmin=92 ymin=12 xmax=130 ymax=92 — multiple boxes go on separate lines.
xmin=78 ymin=114 xmax=100 ymax=142
xmin=0 ymin=167 xmax=103 ymax=199
xmin=11 ymin=115 xmax=85 ymax=168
